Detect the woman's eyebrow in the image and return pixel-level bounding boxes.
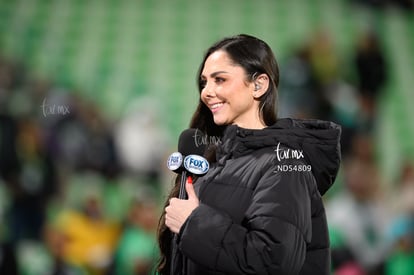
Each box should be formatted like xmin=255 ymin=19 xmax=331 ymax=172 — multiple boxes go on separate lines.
xmin=210 ymin=71 xmax=229 ymax=77
xmin=201 ymin=70 xmax=229 ymax=79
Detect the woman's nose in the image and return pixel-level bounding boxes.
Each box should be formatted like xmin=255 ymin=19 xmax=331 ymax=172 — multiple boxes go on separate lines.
xmin=202 ymin=82 xmax=215 ymax=98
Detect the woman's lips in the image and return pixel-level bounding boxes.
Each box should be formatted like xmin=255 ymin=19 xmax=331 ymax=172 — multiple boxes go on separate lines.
xmin=210 ymin=102 xmax=224 ymax=113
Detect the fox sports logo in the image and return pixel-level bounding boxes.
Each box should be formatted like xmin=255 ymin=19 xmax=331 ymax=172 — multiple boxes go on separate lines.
xmin=167 ymin=152 xmax=183 ymax=171
xmin=184 ymin=155 xmax=209 ymax=175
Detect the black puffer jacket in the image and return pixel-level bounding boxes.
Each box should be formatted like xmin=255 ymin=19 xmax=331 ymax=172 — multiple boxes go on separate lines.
xmin=176 ymin=118 xmax=341 ymax=275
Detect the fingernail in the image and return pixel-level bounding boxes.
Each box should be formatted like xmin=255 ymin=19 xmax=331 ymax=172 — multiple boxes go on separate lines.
xmin=187 ymin=176 xmax=193 ymax=184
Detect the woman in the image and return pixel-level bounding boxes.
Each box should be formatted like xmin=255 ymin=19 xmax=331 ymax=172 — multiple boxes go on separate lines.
xmin=157 ymin=34 xmax=341 ymax=274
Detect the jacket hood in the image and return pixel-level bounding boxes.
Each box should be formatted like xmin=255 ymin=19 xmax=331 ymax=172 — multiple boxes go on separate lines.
xmin=219 ymin=118 xmax=341 ymax=195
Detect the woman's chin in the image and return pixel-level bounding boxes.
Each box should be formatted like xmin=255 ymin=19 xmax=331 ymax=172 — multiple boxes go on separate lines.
xmin=213 ymin=117 xmax=228 ymax=126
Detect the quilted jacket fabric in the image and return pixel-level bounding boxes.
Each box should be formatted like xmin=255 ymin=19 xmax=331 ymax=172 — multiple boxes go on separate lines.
xmin=175 ymin=118 xmax=341 ymax=275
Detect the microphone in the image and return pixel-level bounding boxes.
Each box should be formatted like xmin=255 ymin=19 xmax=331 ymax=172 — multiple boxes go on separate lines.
xmin=167 ymin=128 xmax=210 ymax=274
xmin=166 ymin=128 xmax=210 ymax=199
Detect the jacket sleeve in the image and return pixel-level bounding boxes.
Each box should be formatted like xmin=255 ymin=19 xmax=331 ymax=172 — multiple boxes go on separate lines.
xmin=178 ymin=165 xmax=314 ymax=274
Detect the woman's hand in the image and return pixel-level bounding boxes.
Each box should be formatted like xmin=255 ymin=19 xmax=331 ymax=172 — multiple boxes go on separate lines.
xmin=165 ymin=178 xmax=199 ymax=234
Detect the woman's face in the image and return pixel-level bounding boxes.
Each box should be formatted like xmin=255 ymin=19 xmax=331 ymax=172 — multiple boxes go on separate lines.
xmin=200 ymin=50 xmax=264 ymax=129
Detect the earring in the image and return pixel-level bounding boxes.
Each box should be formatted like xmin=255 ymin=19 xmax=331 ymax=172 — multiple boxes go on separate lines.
xmin=254 ymin=83 xmax=261 ymax=91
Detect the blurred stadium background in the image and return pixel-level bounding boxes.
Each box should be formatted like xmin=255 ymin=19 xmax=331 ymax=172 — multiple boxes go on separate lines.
xmin=0 ymin=0 xmax=413 ymax=274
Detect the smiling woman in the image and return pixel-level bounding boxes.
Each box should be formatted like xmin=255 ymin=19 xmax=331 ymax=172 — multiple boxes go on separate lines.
xmin=196 ymin=35 xmax=279 ymax=131
xmin=157 ymin=34 xmax=342 ymax=275
xmin=200 ymin=51 xmax=268 ymax=129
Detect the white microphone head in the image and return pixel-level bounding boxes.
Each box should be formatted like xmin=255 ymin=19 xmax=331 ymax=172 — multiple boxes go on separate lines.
xmin=183 ymin=154 xmax=209 ymax=175
xmin=166 ymin=152 xmax=183 ymax=171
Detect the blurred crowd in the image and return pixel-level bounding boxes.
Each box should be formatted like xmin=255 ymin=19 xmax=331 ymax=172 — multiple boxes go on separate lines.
xmin=279 ymin=27 xmax=414 ymax=275
xmin=0 ymin=55 xmax=170 ymax=274
xmin=0 ymin=21 xmax=414 ymax=275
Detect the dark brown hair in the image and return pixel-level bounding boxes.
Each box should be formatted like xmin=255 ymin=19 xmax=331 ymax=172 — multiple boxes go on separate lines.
xmin=156 ymin=34 xmax=280 ymax=274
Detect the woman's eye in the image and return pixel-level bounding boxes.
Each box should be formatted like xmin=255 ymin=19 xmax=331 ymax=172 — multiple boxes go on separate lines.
xmin=215 ymin=77 xmax=225 ymax=84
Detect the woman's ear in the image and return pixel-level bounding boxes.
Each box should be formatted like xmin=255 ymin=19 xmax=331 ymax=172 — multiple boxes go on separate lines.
xmin=252 ymin=73 xmax=269 ymax=99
